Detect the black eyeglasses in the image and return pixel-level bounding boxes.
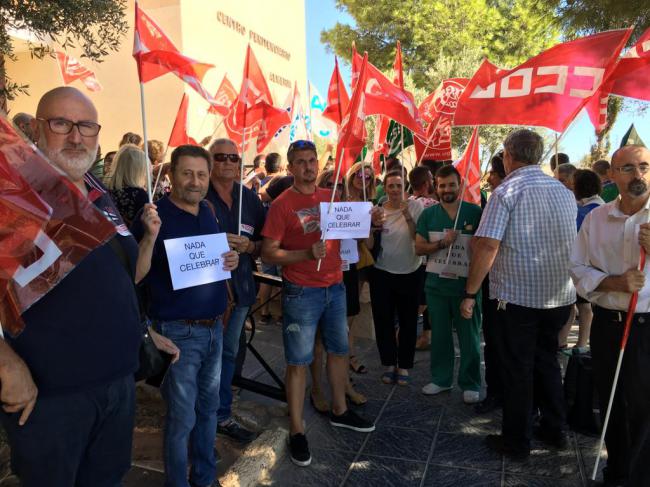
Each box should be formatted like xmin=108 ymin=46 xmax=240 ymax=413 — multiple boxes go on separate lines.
xmin=37 ymin=117 xmax=101 ymax=137
xmin=614 ymin=163 xmax=650 ymax=175
xmin=213 ymin=153 xmax=241 ymax=163
xmin=288 ymin=140 xmax=316 ymax=152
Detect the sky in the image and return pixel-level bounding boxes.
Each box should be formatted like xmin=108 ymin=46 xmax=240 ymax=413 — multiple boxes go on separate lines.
xmin=304 ymin=0 xmax=650 ymax=163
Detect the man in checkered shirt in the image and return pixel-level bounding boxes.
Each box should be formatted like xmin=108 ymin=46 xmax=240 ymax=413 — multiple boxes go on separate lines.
xmin=460 ymin=129 xmax=577 ymax=460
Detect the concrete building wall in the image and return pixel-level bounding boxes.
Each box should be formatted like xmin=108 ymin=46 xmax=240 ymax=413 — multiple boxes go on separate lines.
xmin=6 ymin=0 xmax=307 ymax=155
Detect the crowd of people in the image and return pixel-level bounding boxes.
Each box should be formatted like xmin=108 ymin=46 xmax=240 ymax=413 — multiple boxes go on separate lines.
xmin=1 ymin=86 xmax=648 ymax=487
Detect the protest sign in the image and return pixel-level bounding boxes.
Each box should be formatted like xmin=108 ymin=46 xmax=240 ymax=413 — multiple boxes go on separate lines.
xmin=425 ymin=231 xmax=472 ymax=279
xmin=320 ymin=201 xmax=372 ymax=240
xmin=164 ymin=233 xmax=230 ymax=290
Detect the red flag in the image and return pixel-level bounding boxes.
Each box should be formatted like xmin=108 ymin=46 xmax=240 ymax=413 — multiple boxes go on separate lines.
xmin=133 ymin=3 xmax=216 ymax=104
xmin=352 ymin=50 xmax=423 ymax=135
xmin=322 ymin=57 xmax=350 ymax=126
xmin=336 ymin=53 xmax=369 ymax=177
xmin=414 ymin=78 xmax=468 ymax=161
xmin=168 ymin=94 xmax=198 ymax=147
xmin=208 ymin=75 xmax=238 ymax=116
xmin=453 ymin=127 xmax=481 ymax=205
xmin=608 ymin=27 xmax=650 ymax=101
xmin=454 ymin=29 xmax=633 ymax=132
xmin=0 ymin=117 xmax=116 ymax=336
xmin=224 ymin=45 xmax=290 ymax=154
xmin=55 ymin=52 xmax=102 ymax=92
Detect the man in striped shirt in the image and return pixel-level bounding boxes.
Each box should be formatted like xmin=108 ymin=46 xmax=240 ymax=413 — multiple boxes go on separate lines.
xmin=460 ymin=129 xmax=577 ymax=460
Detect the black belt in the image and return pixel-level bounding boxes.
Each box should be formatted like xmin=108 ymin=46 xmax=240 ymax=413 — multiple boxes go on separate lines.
xmin=593 ymin=306 xmax=650 ymax=323
xmin=152 ymin=317 xmax=222 ymax=327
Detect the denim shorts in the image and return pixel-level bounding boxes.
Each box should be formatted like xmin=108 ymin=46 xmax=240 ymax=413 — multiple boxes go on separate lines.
xmin=281 ymin=280 xmax=349 ymax=365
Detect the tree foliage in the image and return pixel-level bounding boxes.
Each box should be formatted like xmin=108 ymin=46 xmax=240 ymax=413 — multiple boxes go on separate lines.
xmin=321 ymin=0 xmax=561 ymax=92
xmin=0 ymin=0 xmax=128 ymax=104
xmin=538 ymin=0 xmax=650 ymax=40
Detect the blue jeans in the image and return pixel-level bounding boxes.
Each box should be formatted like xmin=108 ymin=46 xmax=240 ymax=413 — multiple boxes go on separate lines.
xmin=281 ymin=281 xmax=348 ymax=365
xmin=217 ymin=305 xmax=250 ymax=423
xmin=0 ymin=375 xmax=135 ymax=487
xmin=158 ymin=320 xmax=223 ymax=487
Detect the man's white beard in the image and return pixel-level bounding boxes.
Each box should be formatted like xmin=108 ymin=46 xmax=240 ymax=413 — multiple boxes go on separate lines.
xmin=39 ymin=136 xmax=96 ymax=182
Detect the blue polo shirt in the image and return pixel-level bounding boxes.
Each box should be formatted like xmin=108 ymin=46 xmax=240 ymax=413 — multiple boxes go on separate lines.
xmin=9 ymin=174 xmax=142 ymax=397
xmin=205 ymin=182 xmax=265 ymax=307
xmin=131 ymin=195 xmax=227 ymax=321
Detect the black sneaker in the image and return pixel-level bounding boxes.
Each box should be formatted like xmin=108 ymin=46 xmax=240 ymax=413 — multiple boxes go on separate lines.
xmin=533 ymin=425 xmax=568 ymax=449
xmin=288 ymin=433 xmax=311 ymax=467
xmin=217 ymin=419 xmax=257 ymax=443
xmin=485 ymin=434 xmax=530 ymax=461
xmin=329 ymin=409 xmax=375 ymax=432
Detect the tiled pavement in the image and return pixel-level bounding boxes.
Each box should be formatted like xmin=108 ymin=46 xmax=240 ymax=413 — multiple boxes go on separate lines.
xmin=253 ymin=322 xmax=604 ymax=487
xmin=0 ymin=316 xmax=604 ymax=487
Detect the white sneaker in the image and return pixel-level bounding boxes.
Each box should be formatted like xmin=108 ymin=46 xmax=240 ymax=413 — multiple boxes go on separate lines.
xmin=463 ymin=390 xmax=480 ymax=404
xmin=421 ymin=383 xmax=452 ymax=395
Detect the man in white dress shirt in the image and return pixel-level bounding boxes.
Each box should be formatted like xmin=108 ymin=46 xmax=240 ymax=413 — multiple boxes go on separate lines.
xmin=570 ymin=144 xmax=650 ymax=487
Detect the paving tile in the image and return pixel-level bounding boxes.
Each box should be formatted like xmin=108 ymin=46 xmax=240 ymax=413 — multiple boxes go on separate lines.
xmin=349 ymin=376 xmax=394 ymax=401
xmin=304 ymin=417 xmax=369 ymax=453
xmin=362 ymin=426 xmax=434 ymax=462
xmin=438 ymin=404 xmax=502 ymax=435
xmin=124 ymin=466 xmax=165 ymax=487
xmin=267 ymin=448 xmax=356 ymax=487
xmin=344 ymin=456 xmax=426 ymax=487
xmin=503 ymin=473 xmax=579 ymax=486
xmin=503 ymin=439 xmax=581 ymax=480
xmin=430 ymin=432 xmax=503 ymax=472
xmin=422 ymin=465 xmax=502 ymax=487
xmin=378 ymin=401 xmax=443 ymax=431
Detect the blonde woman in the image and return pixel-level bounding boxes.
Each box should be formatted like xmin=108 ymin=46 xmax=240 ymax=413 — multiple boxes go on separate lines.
xmin=108 ymin=144 xmax=149 ymax=226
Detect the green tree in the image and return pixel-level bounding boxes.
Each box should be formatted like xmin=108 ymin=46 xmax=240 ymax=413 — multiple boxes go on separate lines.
xmin=321 ymin=0 xmax=561 ymax=90
xmin=0 ymin=0 xmax=128 ymax=108
xmin=538 ymin=0 xmax=649 ymax=39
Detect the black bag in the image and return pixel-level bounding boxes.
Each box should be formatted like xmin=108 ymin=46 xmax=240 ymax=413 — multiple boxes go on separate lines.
xmin=564 ymin=351 xmax=600 ymax=436
xmin=108 ymin=237 xmax=167 ymax=381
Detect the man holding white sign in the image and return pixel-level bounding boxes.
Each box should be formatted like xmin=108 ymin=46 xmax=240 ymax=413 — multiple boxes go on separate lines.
xmin=132 ymin=145 xmax=239 ymax=487
xmin=261 ymin=140 xmax=374 ymax=468
xmin=415 ymin=165 xmax=483 ymax=404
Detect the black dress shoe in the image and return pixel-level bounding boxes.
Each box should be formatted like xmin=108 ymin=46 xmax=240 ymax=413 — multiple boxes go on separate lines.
xmin=474 ymin=395 xmax=502 ymax=414
xmin=533 ymin=425 xmax=568 ymax=449
xmin=485 ymin=434 xmax=530 ymax=461
xmin=217 ymin=419 xmax=257 ymax=443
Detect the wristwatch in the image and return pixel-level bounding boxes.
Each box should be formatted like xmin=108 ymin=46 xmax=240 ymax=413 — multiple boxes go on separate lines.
xmin=462 ymin=291 xmax=477 ymax=300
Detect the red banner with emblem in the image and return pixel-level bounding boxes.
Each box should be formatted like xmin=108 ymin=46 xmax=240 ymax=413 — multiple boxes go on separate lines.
xmin=414 ymin=78 xmax=468 ymax=161
xmin=0 ymin=118 xmax=116 ymax=336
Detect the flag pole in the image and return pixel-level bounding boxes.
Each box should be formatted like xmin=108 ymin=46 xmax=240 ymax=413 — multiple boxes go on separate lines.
xmin=400 ymin=126 xmax=405 ymax=200
xmin=307 ymin=82 xmax=314 ymax=142
xmin=139 ymin=82 xmax=153 ymax=202
xmin=317 ymin=147 xmax=346 ymax=271
xmin=361 ymin=157 xmax=367 ymax=202
xmin=592 ymin=246 xmax=647 ymax=480
xmin=238 ymin=45 xmax=251 ymax=237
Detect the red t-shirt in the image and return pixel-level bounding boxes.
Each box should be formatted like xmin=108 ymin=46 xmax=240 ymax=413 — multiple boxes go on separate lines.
xmin=262 ymin=187 xmax=342 ymax=287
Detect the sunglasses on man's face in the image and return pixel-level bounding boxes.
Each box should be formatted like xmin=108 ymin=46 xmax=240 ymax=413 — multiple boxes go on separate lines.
xmin=213 ymin=153 xmax=241 ymax=163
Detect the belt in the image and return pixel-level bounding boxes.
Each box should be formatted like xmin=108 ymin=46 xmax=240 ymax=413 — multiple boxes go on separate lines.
xmin=182 ymin=316 xmax=223 ymax=326
xmin=593 ymin=306 xmax=650 ymax=324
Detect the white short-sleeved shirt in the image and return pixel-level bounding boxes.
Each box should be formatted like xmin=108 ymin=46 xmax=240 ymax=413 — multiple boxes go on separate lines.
xmin=375 ymin=199 xmax=425 ymax=274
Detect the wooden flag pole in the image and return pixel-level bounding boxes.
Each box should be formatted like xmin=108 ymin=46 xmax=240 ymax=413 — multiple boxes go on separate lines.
xmin=415 ymin=116 xmax=444 ymax=167
xmin=139 ymin=82 xmax=154 ymax=202
xmin=317 ymin=148 xmax=346 ymax=271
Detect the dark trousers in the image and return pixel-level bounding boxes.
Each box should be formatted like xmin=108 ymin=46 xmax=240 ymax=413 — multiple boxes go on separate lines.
xmin=482 ymin=296 xmax=504 ymax=400
xmin=0 ymin=375 xmax=135 ymax=487
xmin=369 ymin=267 xmax=421 ymax=369
xmin=497 ymin=303 xmax=570 ymax=451
xmin=591 ymin=307 xmax=650 ymax=486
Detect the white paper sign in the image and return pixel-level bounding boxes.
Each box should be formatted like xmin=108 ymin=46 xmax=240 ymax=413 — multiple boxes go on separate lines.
xmin=320 ymin=201 xmax=372 ymax=240
xmin=164 ymin=233 xmax=231 ymax=290
xmin=425 ymin=231 xmax=472 ymax=279
xmin=340 ymin=239 xmax=359 ymax=265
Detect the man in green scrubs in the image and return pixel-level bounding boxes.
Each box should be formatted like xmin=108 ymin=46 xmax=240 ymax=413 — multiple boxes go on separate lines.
xmin=415 ymin=164 xmax=483 ymax=404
